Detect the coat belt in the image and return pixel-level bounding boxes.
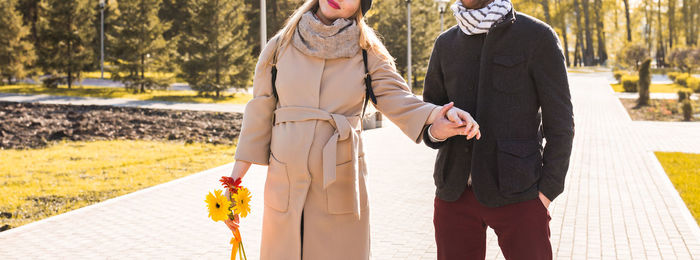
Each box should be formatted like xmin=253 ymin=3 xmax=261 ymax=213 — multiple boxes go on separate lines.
xmin=273 ymin=106 xmax=363 ymax=219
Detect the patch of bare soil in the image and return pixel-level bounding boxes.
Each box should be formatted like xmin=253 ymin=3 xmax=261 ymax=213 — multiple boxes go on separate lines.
xmin=619 ymin=98 xmax=700 ymax=122
xmin=0 ymin=101 xmax=243 ymax=150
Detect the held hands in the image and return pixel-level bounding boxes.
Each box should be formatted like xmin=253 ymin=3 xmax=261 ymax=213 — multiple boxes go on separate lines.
xmin=430 ymin=102 xmax=482 ymax=141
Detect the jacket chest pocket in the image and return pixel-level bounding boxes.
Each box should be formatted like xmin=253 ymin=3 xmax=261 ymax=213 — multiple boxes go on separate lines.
xmin=495 ymin=138 xmax=542 ymax=198
xmin=264 ymin=153 xmax=290 ymax=212
xmin=491 ymin=54 xmax=527 ymax=93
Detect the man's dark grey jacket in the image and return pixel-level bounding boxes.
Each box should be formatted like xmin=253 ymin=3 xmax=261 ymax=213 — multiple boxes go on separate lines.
xmin=422 ymin=7 xmax=575 ymax=207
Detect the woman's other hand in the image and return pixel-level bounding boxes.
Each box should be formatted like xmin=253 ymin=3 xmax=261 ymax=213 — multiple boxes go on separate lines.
xmin=223 ymin=160 xmax=252 ymax=232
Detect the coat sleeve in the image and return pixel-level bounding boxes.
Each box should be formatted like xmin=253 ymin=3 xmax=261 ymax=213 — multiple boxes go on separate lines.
xmin=421 ymin=38 xmax=450 ymax=149
xmin=366 ymin=50 xmax=441 ymax=144
xmin=233 ymin=36 xmax=280 ymax=165
xmin=528 ymin=26 xmax=575 ymax=202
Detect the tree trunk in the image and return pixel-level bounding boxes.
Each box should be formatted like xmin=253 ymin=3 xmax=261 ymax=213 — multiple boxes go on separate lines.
xmin=556 ymin=0 xmax=571 ymax=66
xmin=540 ymin=0 xmax=552 ymax=25
xmin=141 ymin=54 xmax=145 ymax=93
xmin=623 ymin=0 xmax=632 ymax=41
xmin=656 ymin=0 xmax=666 ymax=67
xmin=691 ymin=0 xmax=699 ymax=45
xmin=573 ymin=0 xmax=584 ymax=66
xmin=140 ymin=0 xmax=146 ymax=94
xmin=594 ymin=0 xmax=607 ymax=64
xmin=215 ymin=1 xmax=221 ymax=99
xmin=562 ymin=25 xmax=570 ymax=67
xmin=669 ymin=0 xmax=676 ymax=48
xmin=644 ymin=0 xmax=653 ymax=52
xmin=68 ymin=39 xmax=73 ymax=89
xmin=582 ymin=0 xmax=595 ymax=65
xmin=637 ymin=59 xmax=651 ymax=107
xmin=614 ymin=0 xmax=619 ymax=30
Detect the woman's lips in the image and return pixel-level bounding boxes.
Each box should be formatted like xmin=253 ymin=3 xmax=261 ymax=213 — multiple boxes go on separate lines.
xmin=327 ymin=0 xmax=341 ymax=9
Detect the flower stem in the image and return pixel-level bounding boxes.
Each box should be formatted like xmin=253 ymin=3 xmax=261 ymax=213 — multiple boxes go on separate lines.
xmin=240 ymin=242 xmax=247 ymax=260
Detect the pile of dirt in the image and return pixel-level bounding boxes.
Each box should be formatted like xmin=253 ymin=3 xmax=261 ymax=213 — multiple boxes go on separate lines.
xmin=0 ymin=101 xmax=243 ymax=150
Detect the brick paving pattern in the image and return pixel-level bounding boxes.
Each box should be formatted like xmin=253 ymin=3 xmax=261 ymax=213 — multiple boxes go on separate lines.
xmin=1 ymin=72 xmax=699 ymax=259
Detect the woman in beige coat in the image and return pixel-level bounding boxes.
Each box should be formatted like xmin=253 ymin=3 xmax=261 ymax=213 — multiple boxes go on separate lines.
xmin=224 ymin=0 xmax=480 ymax=259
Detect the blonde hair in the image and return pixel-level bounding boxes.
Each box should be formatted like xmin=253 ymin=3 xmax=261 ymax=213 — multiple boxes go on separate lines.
xmin=265 ymin=0 xmax=395 ymax=68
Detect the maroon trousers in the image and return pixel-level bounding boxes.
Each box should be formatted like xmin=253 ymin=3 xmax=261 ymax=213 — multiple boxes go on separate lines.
xmin=433 ymin=186 xmax=552 ymax=260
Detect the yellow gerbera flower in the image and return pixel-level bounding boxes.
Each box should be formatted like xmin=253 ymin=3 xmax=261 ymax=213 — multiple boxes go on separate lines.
xmin=205 ymin=189 xmax=231 ymax=222
xmin=232 ymin=187 xmax=252 ymax=218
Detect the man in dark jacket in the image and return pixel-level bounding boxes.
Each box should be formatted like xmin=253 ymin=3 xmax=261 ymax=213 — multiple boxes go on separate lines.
xmin=421 ymin=0 xmax=575 ymax=259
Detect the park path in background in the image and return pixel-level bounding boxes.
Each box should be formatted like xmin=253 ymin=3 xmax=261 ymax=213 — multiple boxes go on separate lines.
xmin=0 ymin=72 xmax=699 ymax=259
xmin=0 ymin=92 xmax=246 ymax=113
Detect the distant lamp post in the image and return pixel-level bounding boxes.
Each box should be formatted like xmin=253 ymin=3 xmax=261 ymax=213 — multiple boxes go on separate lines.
xmin=406 ymin=0 xmax=412 ymax=89
xmin=99 ymin=0 xmax=106 ymax=80
xmin=435 ymin=0 xmax=450 ymax=32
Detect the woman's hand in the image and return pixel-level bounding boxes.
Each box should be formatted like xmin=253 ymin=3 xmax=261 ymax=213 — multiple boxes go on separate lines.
xmin=445 ymin=106 xmax=481 ymax=140
xmin=430 ymin=102 xmax=481 ymax=141
xmin=223 ymin=160 xmax=252 ymax=232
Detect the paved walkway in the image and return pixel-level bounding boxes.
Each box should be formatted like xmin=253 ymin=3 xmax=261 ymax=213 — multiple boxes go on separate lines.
xmin=1 ymin=72 xmax=700 ymax=259
xmin=19 ymin=78 xmax=254 ymax=93
xmin=0 ymin=92 xmax=247 ymax=113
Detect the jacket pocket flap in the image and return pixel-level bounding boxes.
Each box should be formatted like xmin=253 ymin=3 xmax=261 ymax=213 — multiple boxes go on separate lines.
xmin=497 ymin=139 xmax=539 ymax=158
xmin=493 ymin=55 xmax=525 ymax=67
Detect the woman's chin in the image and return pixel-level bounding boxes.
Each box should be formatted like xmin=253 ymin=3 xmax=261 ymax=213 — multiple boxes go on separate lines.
xmin=319 ymin=7 xmax=354 ymax=20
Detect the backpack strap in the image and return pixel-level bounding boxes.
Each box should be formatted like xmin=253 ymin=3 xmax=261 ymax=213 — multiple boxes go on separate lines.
xmin=361 ymin=49 xmax=377 ymax=119
xmin=271 ymin=46 xmax=279 ymax=101
xmin=270 ymin=48 xmax=377 ymax=121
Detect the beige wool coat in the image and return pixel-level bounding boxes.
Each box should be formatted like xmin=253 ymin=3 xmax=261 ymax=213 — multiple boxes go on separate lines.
xmin=234 ymin=35 xmax=441 ymax=260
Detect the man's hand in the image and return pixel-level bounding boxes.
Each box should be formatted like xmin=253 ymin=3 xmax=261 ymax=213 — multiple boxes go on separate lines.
xmin=538 ymin=191 xmax=551 ymax=209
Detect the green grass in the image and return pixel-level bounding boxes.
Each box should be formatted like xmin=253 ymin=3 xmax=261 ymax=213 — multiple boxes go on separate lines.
xmin=0 ymin=139 xmax=237 ymax=230
xmin=610 ymin=83 xmax=684 ymax=93
xmin=0 ymin=83 xmax=252 ymax=104
xmin=655 ymin=152 xmax=700 ymax=224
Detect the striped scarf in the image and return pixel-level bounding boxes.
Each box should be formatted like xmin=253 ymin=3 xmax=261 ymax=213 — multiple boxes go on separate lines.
xmin=451 ymin=0 xmax=512 ymax=35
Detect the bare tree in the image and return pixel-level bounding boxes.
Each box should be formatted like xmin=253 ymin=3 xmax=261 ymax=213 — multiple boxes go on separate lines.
xmin=623 ymin=0 xmax=632 ymax=41
xmin=594 ymin=0 xmax=607 ymax=64
xmin=582 ymin=0 xmax=595 ymax=65
xmin=656 ymin=0 xmax=666 ymax=67
xmin=540 ymin=0 xmax=552 ymax=25
xmin=669 ymin=0 xmax=676 ymax=48
xmin=573 ymin=0 xmax=585 ymax=66
xmin=555 ymin=0 xmax=570 ymax=66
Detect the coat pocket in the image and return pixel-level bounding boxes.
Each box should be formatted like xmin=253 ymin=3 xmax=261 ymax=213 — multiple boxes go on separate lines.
xmin=264 ymin=153 xmax=290 ymax=212
xmin=492 ymin=54 xmax=527 ymax=93
xmin=496 ymin=138 xmax=542 ymax=198
xmin=326 ymin=159 xmax=359 ymax=214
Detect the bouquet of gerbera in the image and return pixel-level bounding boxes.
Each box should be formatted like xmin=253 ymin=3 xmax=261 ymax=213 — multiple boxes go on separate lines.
xmin=205 ymin=176 xmax=252 ymax=260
